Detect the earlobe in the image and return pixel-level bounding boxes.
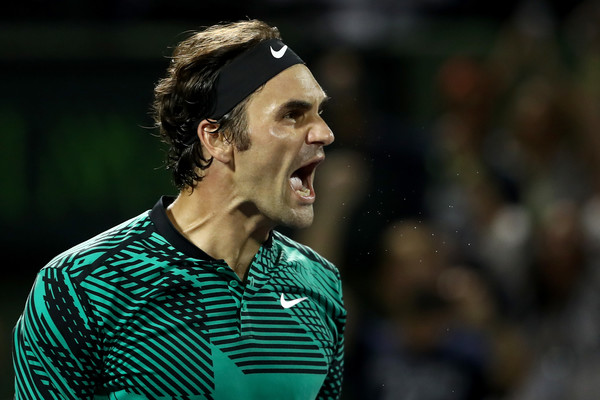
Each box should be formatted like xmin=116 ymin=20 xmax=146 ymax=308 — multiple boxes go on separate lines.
xmin=197 ymin=119 xmax=233 ymax=163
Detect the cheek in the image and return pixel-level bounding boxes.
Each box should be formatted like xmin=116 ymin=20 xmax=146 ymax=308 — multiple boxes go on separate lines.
xmin=267 ymin=125 xmax=294 ymax=140
xmin=248 ymin=127 xmax=299 ymax=165
xmin=267 ymin=126 xmax=311 ymax=164
xmin=247 ymin=123 xmax=293 ymax=150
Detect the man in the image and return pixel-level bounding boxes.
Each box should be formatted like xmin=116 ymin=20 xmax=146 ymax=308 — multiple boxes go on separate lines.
xmin=13 ymin=19 xmax=345 ymax=399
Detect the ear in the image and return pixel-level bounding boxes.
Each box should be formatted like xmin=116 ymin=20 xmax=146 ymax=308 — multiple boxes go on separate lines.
xmin=197 ymin=119 xmax=233 ymax=164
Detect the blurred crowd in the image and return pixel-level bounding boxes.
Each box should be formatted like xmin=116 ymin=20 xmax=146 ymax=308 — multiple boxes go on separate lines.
xmin=294 ymin=1 xmax=600 ymax=399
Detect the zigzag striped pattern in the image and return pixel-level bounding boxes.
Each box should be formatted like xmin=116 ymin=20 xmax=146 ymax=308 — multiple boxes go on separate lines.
xmin=13 ymin=206 xmax=346 ymax=400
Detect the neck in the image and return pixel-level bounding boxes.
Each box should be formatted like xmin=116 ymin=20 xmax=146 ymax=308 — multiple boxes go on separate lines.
xmin=166 ymin=183 xmax=273 ymax=281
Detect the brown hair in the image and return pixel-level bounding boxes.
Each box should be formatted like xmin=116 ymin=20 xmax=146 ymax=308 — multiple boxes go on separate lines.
xmin=152 ymin=20 xmax=281 ymax=189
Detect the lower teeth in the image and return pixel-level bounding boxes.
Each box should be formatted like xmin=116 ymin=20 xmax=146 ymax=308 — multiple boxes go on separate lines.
xmin=291 ymin=176 xmax=310 ymax=196
xmin=297 ymin=187 xmax=311 ymax=196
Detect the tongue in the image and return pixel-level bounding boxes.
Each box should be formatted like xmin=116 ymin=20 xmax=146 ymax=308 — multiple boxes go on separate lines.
xmin=290 ymin=176 xmax=311 ymax=196
xmin=290 ymin=176 xmax=304 ymax=191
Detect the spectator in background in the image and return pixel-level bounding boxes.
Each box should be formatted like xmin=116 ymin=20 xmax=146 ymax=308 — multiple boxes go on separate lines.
xmin=510 ymin=201 xmax=600 ymax=400
xmin=502 ymin=76 xmax=590 ymax=217
xmin=346 ymin=220 xmax=512 ymax=400
xmin=426 ymin=55 xmax=533 ymax=316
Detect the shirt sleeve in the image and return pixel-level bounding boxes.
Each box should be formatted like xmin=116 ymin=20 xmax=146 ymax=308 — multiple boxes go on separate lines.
xmin=316 ymin=271 xmax=346 ymax=400
xmin=13 ymin=266 xmax=102 ymax=399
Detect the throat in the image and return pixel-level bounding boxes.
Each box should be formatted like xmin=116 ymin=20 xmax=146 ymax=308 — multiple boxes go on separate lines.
xmin=223 ymin=241 xmax=264 ymax=282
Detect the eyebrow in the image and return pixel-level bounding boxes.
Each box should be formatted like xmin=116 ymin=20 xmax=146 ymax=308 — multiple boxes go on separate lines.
xmin=277 ymin=96 xmax=331 ymax=116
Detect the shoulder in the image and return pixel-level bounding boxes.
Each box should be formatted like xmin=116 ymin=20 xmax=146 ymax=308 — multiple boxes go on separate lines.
xmin=271 ymin=230 xmax=341 ymax=282
xmin=41 ymin=211 xmax=154 ymax=280
xmin=271 ymin=231 xmax=346 ymax=324
xmin=19 ymin=212 xmax=155 ymax=336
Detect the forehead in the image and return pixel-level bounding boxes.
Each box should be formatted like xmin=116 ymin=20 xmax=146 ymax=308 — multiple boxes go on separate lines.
xmin=247 ymin=64 xmax=327 ymax=112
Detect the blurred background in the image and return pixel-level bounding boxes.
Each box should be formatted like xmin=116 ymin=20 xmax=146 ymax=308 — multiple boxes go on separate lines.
xmin=2 ymin=0 xmax=600 ymax=398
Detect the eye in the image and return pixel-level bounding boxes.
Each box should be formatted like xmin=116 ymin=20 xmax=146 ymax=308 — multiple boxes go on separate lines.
xmin=283 ymin=109 xmax=304 ymax=121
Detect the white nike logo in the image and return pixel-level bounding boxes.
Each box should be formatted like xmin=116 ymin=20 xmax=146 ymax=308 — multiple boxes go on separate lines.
xmin=280 ymin=293 xmax=307 ymax=309
xmin=270 ymin=45 xmax=288 ymax=59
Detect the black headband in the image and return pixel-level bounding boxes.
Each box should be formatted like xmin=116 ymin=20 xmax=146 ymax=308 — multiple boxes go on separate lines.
xmin=209 ymin=38 xmax=305 ymax=119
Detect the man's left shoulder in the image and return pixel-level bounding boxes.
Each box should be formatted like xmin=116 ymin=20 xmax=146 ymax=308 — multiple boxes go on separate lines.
xmin=271 ymin=231 xmax=340 ymax=278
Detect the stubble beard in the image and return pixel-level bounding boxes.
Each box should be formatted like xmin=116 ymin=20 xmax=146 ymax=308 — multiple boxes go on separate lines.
xmin=272 ymin=204 xmax=314 ymax=230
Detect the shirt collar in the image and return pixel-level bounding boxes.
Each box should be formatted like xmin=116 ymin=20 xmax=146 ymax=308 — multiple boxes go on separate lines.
xmin=150 ymin=196 xmax=216 ymax=261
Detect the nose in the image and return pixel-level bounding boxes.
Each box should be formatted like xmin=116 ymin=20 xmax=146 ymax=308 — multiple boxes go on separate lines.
xmin=307 ymin=118 xmax=335 ymax=146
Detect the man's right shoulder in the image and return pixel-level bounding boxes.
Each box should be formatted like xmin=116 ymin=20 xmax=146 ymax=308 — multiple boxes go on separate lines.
xmin=41 ymin=211 xmax=154 ymax=278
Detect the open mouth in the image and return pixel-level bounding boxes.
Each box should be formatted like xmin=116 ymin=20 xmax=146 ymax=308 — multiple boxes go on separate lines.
xmin=289 ymin=161 xmax=319 ymax=198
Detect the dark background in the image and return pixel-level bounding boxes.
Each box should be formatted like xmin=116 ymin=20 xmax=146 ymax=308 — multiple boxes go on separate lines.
xmin=2 ymin=0 xmax=597 ymax=398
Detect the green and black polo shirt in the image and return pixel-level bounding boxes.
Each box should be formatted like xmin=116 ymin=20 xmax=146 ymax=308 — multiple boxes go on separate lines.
xmin=13 ymin=196 xmax=346 ymax=399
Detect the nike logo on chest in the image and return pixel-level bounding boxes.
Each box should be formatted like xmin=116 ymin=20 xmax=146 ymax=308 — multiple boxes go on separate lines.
xmin=280 ymin=293 xmax=308 ymax=309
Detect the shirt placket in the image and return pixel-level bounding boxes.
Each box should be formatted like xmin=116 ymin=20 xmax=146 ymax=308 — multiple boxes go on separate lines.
xmin=239 ymin=244 xmax=280 ymax=336
xmin=213 ymin=263 xmax=245 ymax=337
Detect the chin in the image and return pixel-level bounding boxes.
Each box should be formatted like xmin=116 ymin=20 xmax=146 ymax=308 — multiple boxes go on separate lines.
xmin=287 ymin=219 xmax=313 ymax=230
xmin=277 ymin=208 xmax=314 ymax=230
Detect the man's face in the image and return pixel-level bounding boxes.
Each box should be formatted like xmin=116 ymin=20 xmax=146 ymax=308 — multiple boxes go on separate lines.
xmin=232 ymin=64 xmax=334 ymax=229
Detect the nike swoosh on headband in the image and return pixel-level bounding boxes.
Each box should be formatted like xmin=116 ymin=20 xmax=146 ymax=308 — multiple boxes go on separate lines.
xmin=270 ymin=45 xmax=288 ymax=59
